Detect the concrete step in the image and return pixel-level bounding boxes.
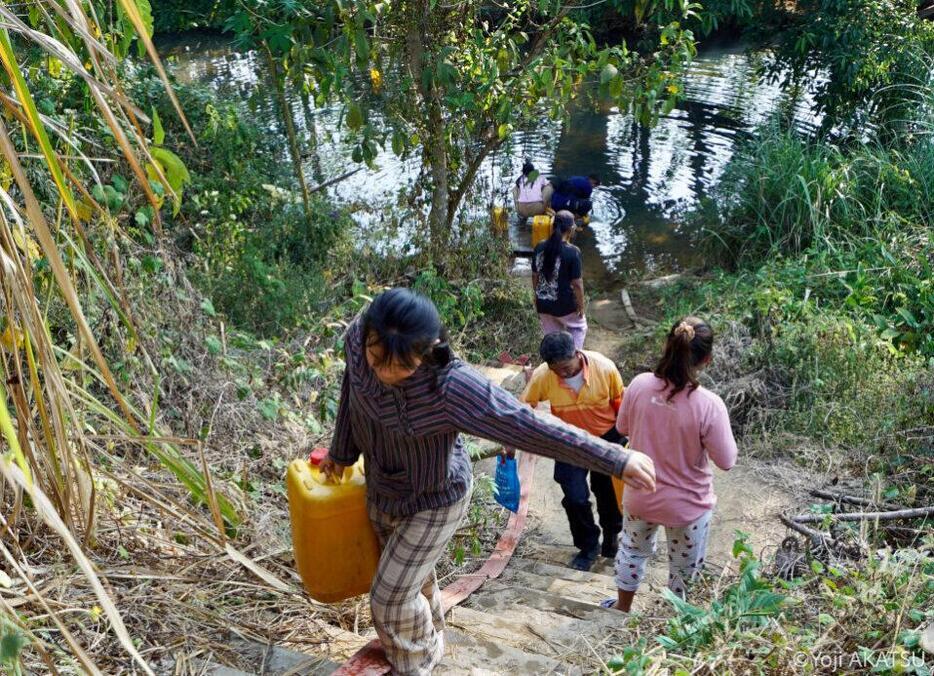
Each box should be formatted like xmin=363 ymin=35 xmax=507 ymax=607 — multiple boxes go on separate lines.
xmin=185 ymin=649 xmax=335 ymax=676
xmin=504 ymin=557 xmax=616 ymax=589
xmin=472 ymin=578 xmax=614 ymax=619
xmin=447 ymin=601 xmax=622 ymax=667
xmin=504 ymin=562 xmax=620 ymax=605
xmin=518 ymin=543 xmax=617 ymax=576
xmin=438 ymin=628 xmax=578 ymax=675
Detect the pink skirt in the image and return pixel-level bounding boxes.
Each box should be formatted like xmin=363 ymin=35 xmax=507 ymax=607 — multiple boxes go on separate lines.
xmin=538 ymin=312 xmax=587 ymax=350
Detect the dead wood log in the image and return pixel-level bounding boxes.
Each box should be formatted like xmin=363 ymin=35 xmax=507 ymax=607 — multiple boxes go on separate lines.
xmin=307 ymin=168 xmax=362 ymax=195
xmin=620 ymin=288 xmax=656 ymax=328
xmin=808 ymin=489 xmax=905 ymax=510
xmin=792 ymin=506 xmax=934 ymax=524
xmin=779 ymin=514 xmax=832 ymax=543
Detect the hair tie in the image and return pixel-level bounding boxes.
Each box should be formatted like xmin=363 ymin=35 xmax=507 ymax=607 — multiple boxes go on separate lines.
xmin=674 ymin=321 xmax=695 ymax=341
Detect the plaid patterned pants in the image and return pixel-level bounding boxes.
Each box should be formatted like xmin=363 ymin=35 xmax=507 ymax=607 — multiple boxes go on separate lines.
xmin=367 ymin=488 xmax=471 ymax=675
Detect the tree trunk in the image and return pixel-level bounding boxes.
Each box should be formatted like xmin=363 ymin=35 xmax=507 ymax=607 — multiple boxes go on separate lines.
xmin=406 ymin=2 xmax=449 ymax=264
xmin=263 ymin=45 xmax=312 ymax=223
xmin=425 ymin=103 xmax=449 ymax=263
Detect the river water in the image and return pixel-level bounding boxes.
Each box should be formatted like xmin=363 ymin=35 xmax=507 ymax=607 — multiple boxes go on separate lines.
xmin=157 ymin=32 xmax=820 ymax=286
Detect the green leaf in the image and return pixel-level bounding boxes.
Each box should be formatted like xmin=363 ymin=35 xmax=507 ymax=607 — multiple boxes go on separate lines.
xmin=152 ymin=106 xmax=164 ymax=146
xmin=258 ymin=398 xmax=280 ymax=421
xmin=148 ymin=147 xmax=191 ymax=214
xmin=896 ymin=307 xmax=919 ymax=328
xmin=391 ymin=131 xmax=404 ymax=156
xmin=0 ymin=628 xmax=27 ymax=663
xmin=111 ymin=174 xmax=129 ymax=193
xmin=149 ymin=147 xmax=190 ymax=194
xmin=600 ymin=63 xmax=619 ymax=85
xmin=346 ymin=102 xmax=364 ymax=131
xmin=899 ymin=630 xmax=920 ymax=648
xmin=141 ymin=255 xmax=163 ymax=274
xmin=497 ymin=123 xmax=511 ymax=140
xmin=818 ymin=613 xmax=834 ymax=624
xmin=117 ymin=0 xmax=154 ymax=57
xmin=200 ymin=298 xmax=217 ymax=317
xmin=354 ymin=28 xmax=369 ymax=63
xmin=205 ymin=336 xmax=222 ymax=355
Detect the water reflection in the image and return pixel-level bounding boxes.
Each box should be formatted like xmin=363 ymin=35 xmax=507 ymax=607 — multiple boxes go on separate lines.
xmin=157 ymin=33 xmax=820 ymax=285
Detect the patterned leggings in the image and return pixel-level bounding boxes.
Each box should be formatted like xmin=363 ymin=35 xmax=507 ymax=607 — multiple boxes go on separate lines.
xmin=367 ymin=488 xmax=471 ymax=676
xmin=614 ymin=509 xmax=713 ymax=597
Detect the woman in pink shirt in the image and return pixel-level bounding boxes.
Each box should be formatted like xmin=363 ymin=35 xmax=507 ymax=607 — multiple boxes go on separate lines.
xmin=603 ymin=316 xmax=738 ymax=612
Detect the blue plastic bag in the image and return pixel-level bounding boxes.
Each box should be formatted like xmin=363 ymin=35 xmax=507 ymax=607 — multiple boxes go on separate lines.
xmin=494 ymin=455 xmax=520 ymax=513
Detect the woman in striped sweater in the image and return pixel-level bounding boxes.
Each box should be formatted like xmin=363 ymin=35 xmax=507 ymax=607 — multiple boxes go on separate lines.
xmin=320 ymin=287 xmax=655 ymax=675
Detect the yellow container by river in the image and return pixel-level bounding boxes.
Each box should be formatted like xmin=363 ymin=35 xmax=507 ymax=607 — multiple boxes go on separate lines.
xmin=531 ymin=214 xmax=554 ymax=249
xmin=490 ymin=206 xmax=509 ymax=235
xmin=287 ymin=449 xmax=380 ymax=603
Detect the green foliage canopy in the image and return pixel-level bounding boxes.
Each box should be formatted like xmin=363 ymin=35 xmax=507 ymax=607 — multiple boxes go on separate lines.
xmin=226 ymin=0 xmax=699 ymax=257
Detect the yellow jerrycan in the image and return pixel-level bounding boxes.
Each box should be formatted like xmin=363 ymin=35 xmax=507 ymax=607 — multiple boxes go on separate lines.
xmin=287 ymin=448 xmax=380 ymax=603
xmin=490 ymin=206 xmax=508 ymax=235
xmin=531 ymin=214 xmax=554 ymax=249
xmin=612 ymin=476 xmax=625 ymax=513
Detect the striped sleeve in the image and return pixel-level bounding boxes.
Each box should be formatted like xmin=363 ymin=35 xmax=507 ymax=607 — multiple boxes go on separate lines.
xmin=443 ymin=363 xmax=628 ymax=477
xmin=328 ymin=365 xmax=362 ymax=465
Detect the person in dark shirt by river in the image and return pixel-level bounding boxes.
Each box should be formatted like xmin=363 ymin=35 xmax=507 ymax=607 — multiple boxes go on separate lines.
xmin=320 ymin=287 xmax=656 ymax=675
xmin=531 ymin=211 xmax=588 ymax=349
xmin=551 ymin=174 xmax=600 ymax=218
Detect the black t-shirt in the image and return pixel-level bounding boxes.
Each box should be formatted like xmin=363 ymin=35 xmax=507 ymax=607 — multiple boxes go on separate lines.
xmin=531 ymin=241 xmax=582 ymax=317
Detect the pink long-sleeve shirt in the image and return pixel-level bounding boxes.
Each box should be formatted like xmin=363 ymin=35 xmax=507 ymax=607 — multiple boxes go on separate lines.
xmin=616 ymin=372 xmax=738 ymax=527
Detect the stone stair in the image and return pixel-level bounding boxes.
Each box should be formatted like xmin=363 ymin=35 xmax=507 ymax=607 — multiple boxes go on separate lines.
xmin=192 ymin=548 xmax=625 ymax=675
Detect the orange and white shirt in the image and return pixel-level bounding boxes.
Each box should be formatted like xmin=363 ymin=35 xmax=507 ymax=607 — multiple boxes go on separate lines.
xmin=520 ymin=351 xmax=624 ymax=437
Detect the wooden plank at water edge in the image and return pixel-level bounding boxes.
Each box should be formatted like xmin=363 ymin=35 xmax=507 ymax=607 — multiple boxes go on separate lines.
xmin=330 ymin=639 xmax=391 ymax=676
xmin=441 ymin=451 xmax=538 ymax=609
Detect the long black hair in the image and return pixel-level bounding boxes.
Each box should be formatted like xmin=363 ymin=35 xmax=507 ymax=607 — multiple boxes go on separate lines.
xmin=516 ymin=160 xmax=535 ymax=187
xmin=362 ymin=288 xmax=452 ymax=369
xmin=654 ymin=316 xmax=713 ymax=400
xmin=541 ymin=211 xmax=574 ymax=281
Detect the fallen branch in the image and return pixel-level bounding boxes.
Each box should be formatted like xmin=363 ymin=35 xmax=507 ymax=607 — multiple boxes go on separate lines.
xmin=307 ymin=168 xmax=362 ymax=195
xmin=619 ymin=288 xmax=655 ymax=328
xmin=780 ymin=514 xmax=832 ymax=543
xmin=808 ymin=489 xmax=905 ymax=510
xmin=792 ymin=506 xmax=934 ymax=524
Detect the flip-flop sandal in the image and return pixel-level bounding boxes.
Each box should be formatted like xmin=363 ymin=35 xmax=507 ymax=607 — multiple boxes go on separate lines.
xmin=600 ymin=599 xmax=616 ymax=609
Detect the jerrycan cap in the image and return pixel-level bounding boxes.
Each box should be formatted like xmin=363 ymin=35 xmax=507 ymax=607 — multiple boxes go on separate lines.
xmin=309 ymin=447 xmax=328 ymax=466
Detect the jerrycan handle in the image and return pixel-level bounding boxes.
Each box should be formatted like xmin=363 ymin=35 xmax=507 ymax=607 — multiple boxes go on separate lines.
xmin=309 ymin=447 xmax=347 ymax=484
xmin=309 ymin=447 xmax=328 ymax=466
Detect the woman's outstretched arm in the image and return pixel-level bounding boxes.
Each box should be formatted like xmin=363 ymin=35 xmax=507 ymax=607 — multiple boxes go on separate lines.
xmin=444 ymin=363 xmax=655 ymax=491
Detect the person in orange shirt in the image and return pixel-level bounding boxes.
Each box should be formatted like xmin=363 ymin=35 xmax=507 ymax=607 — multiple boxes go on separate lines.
xmin=521 ymin=331 xmax=626 ymax=571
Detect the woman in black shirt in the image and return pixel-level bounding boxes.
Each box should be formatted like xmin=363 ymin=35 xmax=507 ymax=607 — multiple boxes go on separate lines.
xmin=531 ymin=210 xmax=587 ymax=348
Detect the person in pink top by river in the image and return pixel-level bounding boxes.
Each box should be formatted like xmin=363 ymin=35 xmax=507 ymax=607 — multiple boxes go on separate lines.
xmin=602 ymin=316 xmax=738 ymax=612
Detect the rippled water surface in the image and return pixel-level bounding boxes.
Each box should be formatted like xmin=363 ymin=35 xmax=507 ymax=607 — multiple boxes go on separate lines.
xmin=157 ymin=32 xmax=819 ymax=285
